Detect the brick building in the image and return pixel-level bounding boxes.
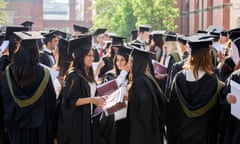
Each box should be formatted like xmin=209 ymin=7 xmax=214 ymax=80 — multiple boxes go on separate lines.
xmin=5 ymin=0 xmax=93 ymax=32
xmin=175 ymin=0 xmax=240 ymax=35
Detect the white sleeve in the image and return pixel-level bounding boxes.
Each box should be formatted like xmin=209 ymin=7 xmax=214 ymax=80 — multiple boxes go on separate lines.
xmin=116 ymin=70 xmax=128 ymax=87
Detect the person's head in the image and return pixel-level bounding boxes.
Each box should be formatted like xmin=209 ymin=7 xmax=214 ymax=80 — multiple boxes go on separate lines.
xmin=164 ymin=32 xmax=179 ymax=55
xmin=11 ymin=31 xmax=44 ymax=88
xmin=138 ymin=25 xmax=151 ymax=42
xmin=183 ymin=35 xmax=214 ymax=79
xmin=70 ymin=35 xmax=95 ymax=82
xmin=151 ymin=31 xmax=165 ymax=48
xmin=220 ymin=30 xmax=228 ymax=43
xmin=94 ymin=28 xmax=107 ymax=44
xmin=113 ymin=46 xmax=132 ymax=75
xmin=129 ymin=47 xmax=150 ymax=79
xmin=43 ymin=32 xmax=58 ymax=51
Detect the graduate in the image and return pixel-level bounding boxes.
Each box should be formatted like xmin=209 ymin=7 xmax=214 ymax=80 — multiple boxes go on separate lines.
xmin=40 ymin=31 xmax=58 ymax=67
xmin=93 ymin=28 xmax=108 ymax=62
xmin=1 ymin=31 xmax=57 ymax=144
xmin=126 ymin=47 xmax=166 ymax=144
xmin=57 ymin=35 xmax=106 ymax=144
xmin=219 ymin=29 xmax=240 ymax=144
xmin=132 ymin=25 xmax=151 ymax=50
xmin=166 ymin=35 xmax=224 ymax=144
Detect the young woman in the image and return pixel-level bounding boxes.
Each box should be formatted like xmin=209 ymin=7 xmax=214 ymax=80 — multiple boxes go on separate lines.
xmin=126 ymin=48 xmax=166 ymax=144
xmin=166 ymin=36 xmax=224 ymax=144
xmin=57 ymin=35 xmax=105 ymax=144
xmin=1 ymin=32 xmax=57 ymax=144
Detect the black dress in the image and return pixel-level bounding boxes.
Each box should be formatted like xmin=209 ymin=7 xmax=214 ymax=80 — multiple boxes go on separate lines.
xmin=127 ymin=73 xmax=166 ymax=144
xmin=57 ymin=68 xmax=101 ymax=144
xmin=166 ymin=71 xmax=223 ymax=144
xmin=1 ymin=65 xmax=56 ymax=144
xmin=220 ymin=70 xmax=240 ymax=144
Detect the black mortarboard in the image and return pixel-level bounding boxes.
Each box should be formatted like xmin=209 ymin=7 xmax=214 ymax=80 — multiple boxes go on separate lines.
xmin=115 ymin=45 xmax=132 ymax=60
xmin=14 ymin=31 xmax=44 ymax=48
xmin=220 ymin=30 xmax=228 ymax=37
xmin=177 ymin=35 xmax=187 ymax=45
xmin=73 ymin=24 xmax=89 ymax=33
xmin=196 ymin=30 xmax=208 ymax=34
xmin=93 ymin=28 xmax=107 ymax=36
xmin=228 ymin=28 xmax=240 ymax=50
xmin=68 ymin=34 xmax=92 ymax=53
xmin=164 ymin=32 xmax=177 ymax=41
xmin=129 ymin=42 xmax=145 ymax=49
xmin=209 ymin=31 xmax=220 ymax=40
xmin=53 ymin=30 xmax=69 ymax=39
xmin=139 ymin=25 xmax=151 ymax=32
xmin=130 ymin=46 xmax=151 ymax=62
xmin=105 ymin=41 xmax=112 ymax=49
xmin=5 ymin=26 xmax=28 ymax=41
xmin=187 ymin=35 xmax=213 ymax=55
xmin=20 ymin=21 xmax=34 ymax=27
xmin=43 ymin=31 xmax=57 ymax=44
xmin=110 ymin=35 xmax=126 ymax=45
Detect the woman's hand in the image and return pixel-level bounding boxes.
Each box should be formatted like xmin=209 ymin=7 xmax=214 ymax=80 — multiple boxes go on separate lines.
xmin=227 ymin=93 xmax=237 ymax=104
xmin=91 ymin=96 xmax=106 ymax=108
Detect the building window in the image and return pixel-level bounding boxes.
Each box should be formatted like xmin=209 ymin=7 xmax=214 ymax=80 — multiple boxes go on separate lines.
xmin=75 ymin=0 xmax=84 ymax=21
xmin=43 ymin=0 xmax=69 ymax=20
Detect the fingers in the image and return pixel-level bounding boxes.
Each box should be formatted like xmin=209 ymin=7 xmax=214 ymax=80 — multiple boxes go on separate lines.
xmin=227 ymin=94 xmax=237 ymax=104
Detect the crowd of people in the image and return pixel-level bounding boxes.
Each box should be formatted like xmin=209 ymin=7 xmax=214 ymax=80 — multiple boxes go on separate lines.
xmin=0 ymin=21 xmax=240 ymax=144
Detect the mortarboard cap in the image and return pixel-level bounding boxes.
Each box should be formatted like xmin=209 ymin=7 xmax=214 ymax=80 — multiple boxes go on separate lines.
xmin=73 ymin=24 xmax=89 ymax=33
xmin=196 ymin=30 xmax=208 ymax=34
xmin=177 ymin=35 xmax=187 ymax=45
xmin=53 ymin=30 xmax=69 ymax=39
xmin=228 ymin=28 xmax=240 ymax=50
xmin=164 ymin=32 xmax=177 ymax=41
xmin=131 ymin=30 xmax=138 ymax=35
xmin=130 ymin=46 xmax=151 ymax=62
xmin=209 ymin=31 xmax=220 ymax=40
xmin=68 ymin=34 xmax=92 ymax=53
xmin=139 ymin=25 xmax=151 ymax=32
xmin=110 ymin=35 xmax=126 ymax=45
xmin=105 ymin=40 xmax=112 ymax=49
xmin=5 ymin=26 xmax=29 ymax=41
xmin=220 ymin=30 xmax=228 ymax=37
xmin=43 ymin=31 xmax=57 ymax=44
xmin=187 ymin=35 xmax=213 ymax=55
xmin=115 ymin=45 xmax=132 ymax=60
xmin=93 ymin=28 xmax=107 ymax=36
xmin=20 ymin=21 xmax=34 ymax=27
xmin=14 ymin=31 xmax=44 ymax=48
xmin=129 ymin=41 xmax=145 ymax=49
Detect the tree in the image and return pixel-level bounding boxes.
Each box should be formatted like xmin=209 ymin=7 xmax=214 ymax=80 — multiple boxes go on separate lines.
xmin=92 ymin=0 xmax=179 ymax=37
xmin=0 ymin=0 xmax=7 ymax=26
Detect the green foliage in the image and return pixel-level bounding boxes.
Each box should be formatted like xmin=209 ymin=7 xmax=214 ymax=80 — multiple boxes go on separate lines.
xmin=0 ymin=0 xmax=7 ymax=26
xmin=92 ymin=0 xmax=179 ymax=38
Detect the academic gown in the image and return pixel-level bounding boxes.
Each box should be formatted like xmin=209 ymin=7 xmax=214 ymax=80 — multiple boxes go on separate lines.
xmin=166 ymin=72 xmax=223 ymax=144
xmin=40 ymin=51 xmax=55 ymax=67
xmin=127 ymin=73 xmax=166 ymax=144
xmin=57 ymin=68 xmax=101 ymax=144
xmin=99 ymin=56 xmax=114 ymax=78
xmin=1 ymin=65 xmax=56 ymax=144
xmin=220 ymin=57 xmax=235 ymax=81
xmin=220 ymin=70 xmax=240 ymax=144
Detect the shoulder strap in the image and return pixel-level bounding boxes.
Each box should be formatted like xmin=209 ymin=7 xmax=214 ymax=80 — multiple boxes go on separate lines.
xmin=6 ymin=65 xmax=50 ymax=108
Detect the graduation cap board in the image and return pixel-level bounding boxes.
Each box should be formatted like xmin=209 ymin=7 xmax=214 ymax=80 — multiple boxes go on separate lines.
xmin=177 ymin=35 xmax=187 ymax=45
xmin=114 ymin=45 xmax=132 ymax=60
xmin=14 ymin=31 xmax=45 ymax=48
xmin=21 ymin=21 xmax=34 ymax=27
xmin=187 ymin=35 xmax=213 ymax=55
xmin=73 ymin=24 xmax=89 ymax=33
xmin=164 ymin=32 xmax=177 ymax=41
xmin=5 ymin=26 xmax=29 ymax=41
xmin=139 ymin=25 xmax=151 ymax=32
xmin=110 ymin=35 xmax=126 ymax=45
xmin=93 ymin=28 xmax=107 ymax=36
xmin=68 ymin=34 xmax=92 ymax=53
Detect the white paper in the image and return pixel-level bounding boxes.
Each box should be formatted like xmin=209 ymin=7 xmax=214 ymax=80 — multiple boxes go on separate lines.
xmin=230 ymin=80 xmax=240 ymax=120
xmin=0 ymin=40 xmax=9 ymax=53
xmin=114 ymin=102 xmax=128 ymax=121
xmin=231 ymin=43 xmax=240 ymax=65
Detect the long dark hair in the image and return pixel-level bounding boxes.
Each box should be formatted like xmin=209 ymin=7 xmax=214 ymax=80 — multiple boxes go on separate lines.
xmin=11 ymin=41 xmax=40 ymax=88
xmin=73 ymin=47 xmax=95 ymax=82
xmin=131 ymin=54 xmax=149 ymax=79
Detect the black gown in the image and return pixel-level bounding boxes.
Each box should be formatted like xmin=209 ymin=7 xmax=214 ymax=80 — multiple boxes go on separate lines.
xmin=220 ymin=57 xmax=235 ymax=81
xmin=39 ymin=51 xmax=55 ymax=67
xmin=127 ymin=73 xmax=166 ymax=144
xmin=220 ymin=70 xmax=240 ymax=144
xmin=166 ymin=71 xmax=223 ymax=144
xmin=1 ymin=65 xmax=56 ymax=144
xmin=57 ymin=68 xmax=101 ymax=144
